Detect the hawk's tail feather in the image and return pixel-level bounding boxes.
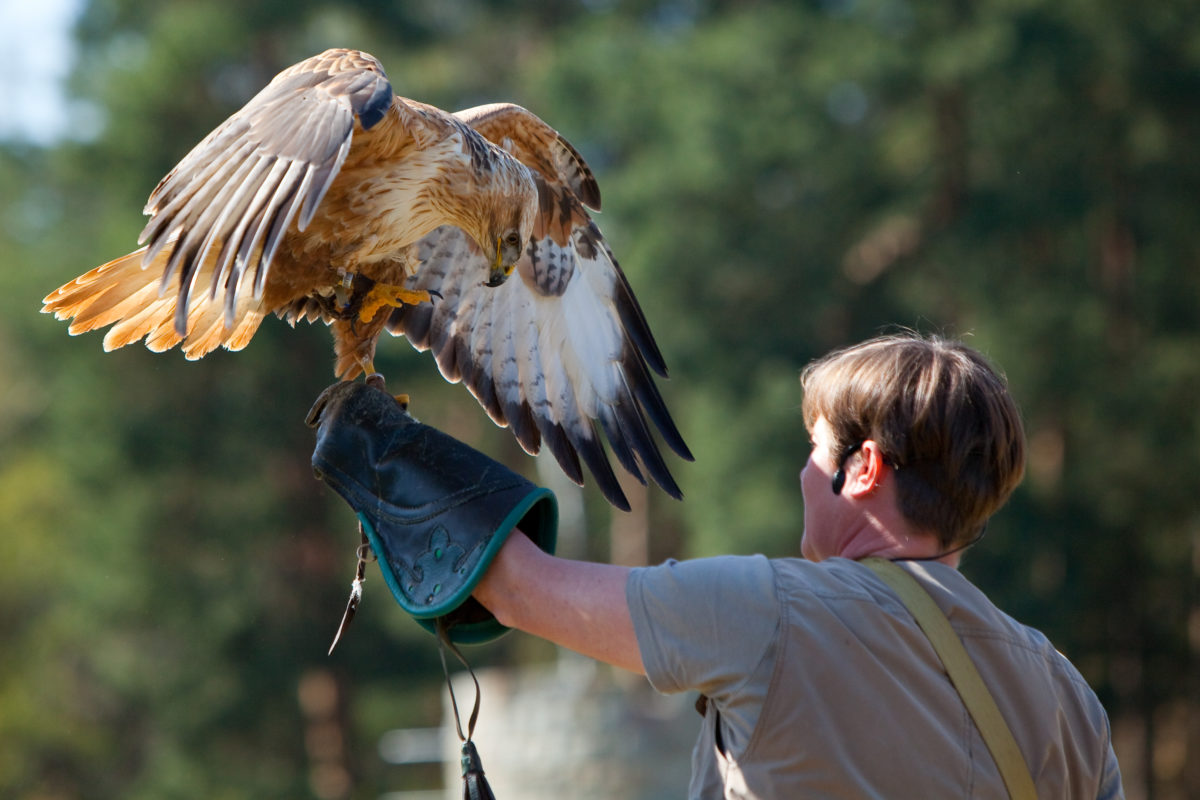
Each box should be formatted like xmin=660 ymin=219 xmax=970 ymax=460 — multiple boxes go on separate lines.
xmin=41 ymin=246 xmax=268 ymax=359
xmin=106 ymin=294 xmax=180 ymax=352
xmin=42 ymin=251 xmax=157 ymax=334
xmin=179 ymin=292 xmax=268 ymax=359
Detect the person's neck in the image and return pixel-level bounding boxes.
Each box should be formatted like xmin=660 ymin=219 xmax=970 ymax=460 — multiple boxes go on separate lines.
xmin=835 ymin=512 xmax=960 ymax=567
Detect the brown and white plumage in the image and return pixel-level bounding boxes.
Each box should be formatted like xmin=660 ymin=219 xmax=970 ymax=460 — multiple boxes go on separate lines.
xmin=42 ymin=48 xmax=691 ymax=510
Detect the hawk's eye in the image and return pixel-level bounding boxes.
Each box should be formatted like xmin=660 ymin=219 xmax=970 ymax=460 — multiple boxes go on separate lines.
xmin=504 ymin=232 xmax=522 ymax=247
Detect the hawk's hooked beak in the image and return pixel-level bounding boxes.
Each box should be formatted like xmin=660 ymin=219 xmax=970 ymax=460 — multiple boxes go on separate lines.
xmin=487 ymin=236 xmax=514 ymax=288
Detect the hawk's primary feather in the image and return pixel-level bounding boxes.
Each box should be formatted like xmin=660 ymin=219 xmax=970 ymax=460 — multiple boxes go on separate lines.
xmin=42 ymin=49 xmax=691 ymax=510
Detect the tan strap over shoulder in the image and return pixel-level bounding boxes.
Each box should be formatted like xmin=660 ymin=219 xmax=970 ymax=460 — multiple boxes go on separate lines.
xmin=861 ymin=557 xmax=1037 ymax=800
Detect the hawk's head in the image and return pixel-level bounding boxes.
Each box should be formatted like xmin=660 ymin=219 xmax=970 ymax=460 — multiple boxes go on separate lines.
xmin=483 ymin=199 xmax=535 ymax=288
xmin=460 ymin=145 xmax=538 ymax=289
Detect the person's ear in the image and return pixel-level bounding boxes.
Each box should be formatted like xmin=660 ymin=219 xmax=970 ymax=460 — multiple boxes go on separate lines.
xmin=843 ymin=440 xmax=886 ymax=498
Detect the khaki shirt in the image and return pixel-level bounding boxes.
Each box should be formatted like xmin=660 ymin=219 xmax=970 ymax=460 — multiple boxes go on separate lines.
xmin=627 ymin=556 xmax=1123 ymax=799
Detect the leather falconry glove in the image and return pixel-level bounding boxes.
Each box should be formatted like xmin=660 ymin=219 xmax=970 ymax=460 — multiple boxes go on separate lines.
xmin=307 ymin=380 xmax=558 ymax=644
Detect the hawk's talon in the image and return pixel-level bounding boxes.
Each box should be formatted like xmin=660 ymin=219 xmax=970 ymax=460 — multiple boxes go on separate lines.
xmin=358 ymin=283 xmax=435 ymax=323
xmin=359 ymin=368 xmax=407 ymax=408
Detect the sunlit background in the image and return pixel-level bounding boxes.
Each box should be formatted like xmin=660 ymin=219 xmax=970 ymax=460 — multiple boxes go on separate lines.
xmin=2 ymin=1 xmax=1198 ymax=798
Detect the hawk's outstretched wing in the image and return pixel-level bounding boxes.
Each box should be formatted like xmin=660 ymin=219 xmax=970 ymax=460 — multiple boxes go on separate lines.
xmin=386 ymin=105 xmax=692 ymax=511
xmin=137 ymin=49 xmax=401 ymax=333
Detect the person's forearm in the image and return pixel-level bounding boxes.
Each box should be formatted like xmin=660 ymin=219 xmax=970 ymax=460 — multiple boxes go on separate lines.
xmin=473 ymin=531 xmax=646 ymax=675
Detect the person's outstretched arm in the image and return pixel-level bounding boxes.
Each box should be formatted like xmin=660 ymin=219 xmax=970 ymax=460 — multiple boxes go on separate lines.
xmin=473 ymin=531 xmax=645 ymax=675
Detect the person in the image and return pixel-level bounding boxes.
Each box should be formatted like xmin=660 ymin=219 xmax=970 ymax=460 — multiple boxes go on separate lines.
xmin=310 ymin=332 xmax=1124 ymax=798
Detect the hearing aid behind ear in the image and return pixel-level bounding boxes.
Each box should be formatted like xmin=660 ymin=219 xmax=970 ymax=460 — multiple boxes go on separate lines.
xmin=831 ymin=441 xmax=864 ymax=495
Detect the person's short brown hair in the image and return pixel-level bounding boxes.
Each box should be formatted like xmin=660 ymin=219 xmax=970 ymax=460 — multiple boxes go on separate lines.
xmin=800 ymin=333 xmax=1026 ymax=550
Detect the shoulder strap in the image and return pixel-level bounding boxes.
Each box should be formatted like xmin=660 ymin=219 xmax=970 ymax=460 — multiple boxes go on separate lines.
xmin=860 ymin=557 xmax=1037 ymax=800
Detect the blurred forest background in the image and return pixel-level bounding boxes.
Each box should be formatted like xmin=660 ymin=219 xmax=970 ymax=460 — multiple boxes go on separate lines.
xmin=1 ymin=0 xmax=1198 ymax=797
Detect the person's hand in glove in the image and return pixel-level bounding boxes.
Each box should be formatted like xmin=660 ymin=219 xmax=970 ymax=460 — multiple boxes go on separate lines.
xmin=308 ymin=378 xmax=557 ymax=644
xmin=307 ymin=379 xmax=645 ymax=672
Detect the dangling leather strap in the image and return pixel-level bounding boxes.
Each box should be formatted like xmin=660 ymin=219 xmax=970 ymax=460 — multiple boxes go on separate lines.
xmin=436 ymin=618 xmax=498 ymax=800
xmin=860 ymin=557 xmax=1037 ymax=800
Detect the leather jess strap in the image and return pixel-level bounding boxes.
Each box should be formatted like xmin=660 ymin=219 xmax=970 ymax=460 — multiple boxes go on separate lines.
xmin=860 ymin=557 xmax=1037 ymax=800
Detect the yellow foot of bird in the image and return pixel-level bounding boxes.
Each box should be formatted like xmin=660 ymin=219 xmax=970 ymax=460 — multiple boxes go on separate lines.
xmin=358 ymin=283 xmax=434 ymax=324
xmin=361 ymin=368 xmax=409 ymax=409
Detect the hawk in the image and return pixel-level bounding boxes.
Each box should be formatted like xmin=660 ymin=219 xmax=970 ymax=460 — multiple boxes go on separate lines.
xmin=42 ymin=48 xmax=691 ymax=511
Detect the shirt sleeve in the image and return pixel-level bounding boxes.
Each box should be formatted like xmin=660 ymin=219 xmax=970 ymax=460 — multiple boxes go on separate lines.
xmin=626 ymin=554 xmax=781 ymax=697
xmin=1095 ymin=729 xmax=1125 ymax=799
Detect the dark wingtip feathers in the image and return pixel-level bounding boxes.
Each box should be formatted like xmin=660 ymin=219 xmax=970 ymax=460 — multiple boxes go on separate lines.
xmin=356 ymin=77 xmax=393 ymax=129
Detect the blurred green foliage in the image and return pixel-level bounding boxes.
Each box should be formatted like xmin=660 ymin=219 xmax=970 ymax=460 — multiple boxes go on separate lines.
xmin=2 ymin=0 xmax=1198 ymax=796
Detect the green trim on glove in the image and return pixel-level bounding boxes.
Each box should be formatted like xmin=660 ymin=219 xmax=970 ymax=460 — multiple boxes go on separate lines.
xmin=356 ymin=485 xmax=556 ymax=643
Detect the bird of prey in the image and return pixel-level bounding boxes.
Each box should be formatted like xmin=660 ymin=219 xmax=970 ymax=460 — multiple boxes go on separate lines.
xmin=42 ymin=48 xmax=691 ymax=510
